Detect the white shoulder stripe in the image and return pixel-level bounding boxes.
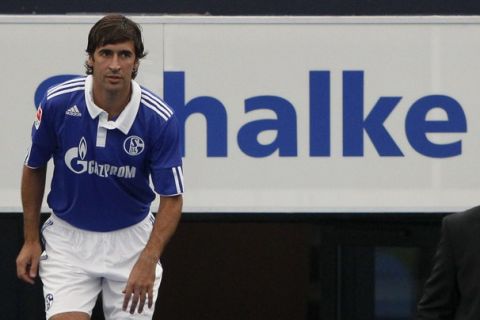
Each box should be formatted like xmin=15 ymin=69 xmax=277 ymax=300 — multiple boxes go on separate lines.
xmin=48 ymin=82 xmax=85 ymax=97
xmin=47 ymin=86 xmax=84 ymax=100
xmin=47 ymin=78 xmax=84 ymax=94
xmin=142 ymin=94 xmax=173 ymax=119
xmin=141 ymin=90 xmax=173 ymax=116
xmin=48 ymin=78 xmax=85 ymax=95
xmin=142 ymin=99 xmax=169 ymax=121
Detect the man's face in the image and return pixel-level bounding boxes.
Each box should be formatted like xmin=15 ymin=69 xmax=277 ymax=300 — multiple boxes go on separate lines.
xmin=88 ymin=40 xmax=138 ymax=94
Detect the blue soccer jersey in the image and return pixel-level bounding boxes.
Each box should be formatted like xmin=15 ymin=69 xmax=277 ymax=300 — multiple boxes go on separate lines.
xmin=25 ymin=76 xmax=184 ymax=231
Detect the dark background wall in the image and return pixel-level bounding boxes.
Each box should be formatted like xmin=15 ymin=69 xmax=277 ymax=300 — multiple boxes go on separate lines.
xmin=1 ymin=0 xmax=480 ymax=15
xmin=3 ymin=212 xmax=444 ymax=320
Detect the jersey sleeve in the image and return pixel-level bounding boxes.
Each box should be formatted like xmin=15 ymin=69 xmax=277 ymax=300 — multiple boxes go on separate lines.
xmin=25 ymin=98 xmax=56 ymax=168
xmin=150 ymin=115 xmax=184 ymax=196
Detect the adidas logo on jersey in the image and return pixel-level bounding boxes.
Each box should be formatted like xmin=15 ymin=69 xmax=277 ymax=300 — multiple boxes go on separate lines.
xmin=66 ymin=105 xmax=82 ymax=117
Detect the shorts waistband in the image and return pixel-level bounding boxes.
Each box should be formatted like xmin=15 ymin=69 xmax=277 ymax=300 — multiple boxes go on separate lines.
xmin=47 ymin=213 xmax=153 ymax=234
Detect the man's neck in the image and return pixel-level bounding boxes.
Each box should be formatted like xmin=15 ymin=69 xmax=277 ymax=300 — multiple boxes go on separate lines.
xmin=92 ymin=84 xmax=132 ymax=120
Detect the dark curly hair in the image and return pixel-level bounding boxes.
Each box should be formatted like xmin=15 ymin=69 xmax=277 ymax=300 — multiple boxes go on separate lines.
xmin=85 ymin=14 xmax=147 ymax=79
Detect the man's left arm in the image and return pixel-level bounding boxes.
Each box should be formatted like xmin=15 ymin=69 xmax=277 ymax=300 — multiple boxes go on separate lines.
xmin=123 ymin=195 xmax=183 ymax=314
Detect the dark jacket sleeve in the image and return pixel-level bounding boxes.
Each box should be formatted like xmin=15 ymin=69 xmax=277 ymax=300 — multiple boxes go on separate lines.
xmin=416 ymin=216 xmax=459 ymax=320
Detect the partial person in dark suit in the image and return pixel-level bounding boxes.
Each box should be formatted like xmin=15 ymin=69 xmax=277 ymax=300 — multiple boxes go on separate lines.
xmin=417 ymin=206 xmax=480 ymax=320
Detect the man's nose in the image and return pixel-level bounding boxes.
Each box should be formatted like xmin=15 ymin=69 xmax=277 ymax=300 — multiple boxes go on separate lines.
xmin=108 ymin=54 xmax=121 ymax=71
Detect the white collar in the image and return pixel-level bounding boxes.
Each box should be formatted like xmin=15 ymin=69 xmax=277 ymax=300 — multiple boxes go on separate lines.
xmin=84 ymin=75 xmax=141 ymax=134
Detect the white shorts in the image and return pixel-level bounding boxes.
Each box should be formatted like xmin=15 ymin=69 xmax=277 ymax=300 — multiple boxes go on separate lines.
xmin=39 ymin=213 xmax=163 ymax=320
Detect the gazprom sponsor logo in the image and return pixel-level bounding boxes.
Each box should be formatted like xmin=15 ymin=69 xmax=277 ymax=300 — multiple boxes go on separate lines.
xmin=65 ymin=137 xmax=136 ymax=178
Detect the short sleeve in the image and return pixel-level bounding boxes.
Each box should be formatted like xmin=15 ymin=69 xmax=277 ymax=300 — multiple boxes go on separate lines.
xmin=150 ymin=115 xmax=184 ymax=196
xmin=25 ymin=98 xmax=56 ymax=168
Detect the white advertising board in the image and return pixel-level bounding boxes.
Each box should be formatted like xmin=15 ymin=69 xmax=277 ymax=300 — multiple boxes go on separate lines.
xmin=1 ymin=15 xmax=479 ymax=213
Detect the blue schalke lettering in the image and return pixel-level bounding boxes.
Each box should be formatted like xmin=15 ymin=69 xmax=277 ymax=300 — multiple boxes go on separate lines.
xmin=406 ymin=95 xmax=467 ymax=158
xmin=342 ymin=71 xmax=403 ymax=157
xmin=309 ymin=71 xmax=330 ymax=156
xmin=237 ymin=96 xmax=297 ymax=157
xmin=164 ymin=72 xmax=228 ymax=157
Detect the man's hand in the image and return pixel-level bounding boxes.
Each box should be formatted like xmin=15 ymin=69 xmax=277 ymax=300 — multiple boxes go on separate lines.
xmin=16 ymin=241 xmax=42 ymax=285
xmin=122 ymin=195 xmax=182 ymax=314
xmin=122 ymin=252 xmax=158 ymax=314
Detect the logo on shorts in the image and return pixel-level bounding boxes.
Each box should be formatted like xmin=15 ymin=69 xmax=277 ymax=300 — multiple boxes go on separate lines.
xmin=45 ymin=293 xmax=54 ymax=311
xmin=123 ymin=136 xmax=145 ymax=156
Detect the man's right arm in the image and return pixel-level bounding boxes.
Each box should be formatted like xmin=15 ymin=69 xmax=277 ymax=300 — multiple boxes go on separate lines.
xmin=16 ymin=165 xmax=47 ymax=284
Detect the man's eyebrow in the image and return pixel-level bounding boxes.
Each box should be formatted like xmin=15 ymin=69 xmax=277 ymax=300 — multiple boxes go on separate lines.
xmin=98 ymin=48 xmax=133 ymax=54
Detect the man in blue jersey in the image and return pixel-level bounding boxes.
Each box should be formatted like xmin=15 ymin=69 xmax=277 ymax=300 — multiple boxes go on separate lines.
xmin=16 ymin=14 xmax=184 ymax=320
